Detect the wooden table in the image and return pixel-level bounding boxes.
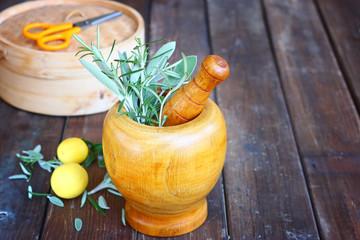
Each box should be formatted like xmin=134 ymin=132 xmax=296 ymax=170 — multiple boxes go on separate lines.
xmin=1 ymin=0 xmax=359 ymax=239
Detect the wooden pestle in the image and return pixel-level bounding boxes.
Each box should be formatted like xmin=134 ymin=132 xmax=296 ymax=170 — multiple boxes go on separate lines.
xmin=162 ymin=55 xmax=229 ymax=126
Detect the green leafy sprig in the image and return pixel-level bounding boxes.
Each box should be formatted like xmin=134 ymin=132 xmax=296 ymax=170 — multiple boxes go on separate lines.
xmin=9 ymin=145 xmax=62 ymax=181
xmin=9 ymin=142 xmax=126 ymax=229
xmin=87 ymin=173 xmax=121 ymax=196
xmin=81 ymin=139 xmax=104 ymax=168
xmin=83 ymin=173 xmax=124 ymax=223
xmin=74 ymin=27 xmax=197 ymax=126
xmin=28 ymin=185 xmax=64 ymax=207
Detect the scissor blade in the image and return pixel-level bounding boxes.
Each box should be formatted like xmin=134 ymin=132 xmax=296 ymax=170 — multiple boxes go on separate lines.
xmin=74 ymin=11 xmax=123 ymax=29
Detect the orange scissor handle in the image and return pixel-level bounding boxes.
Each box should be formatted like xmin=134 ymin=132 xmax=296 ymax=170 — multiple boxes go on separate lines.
xmin=23 ymin=22 xmax=74 ymax=40
xmin=36 ymin=26 xmax=81 ymax=51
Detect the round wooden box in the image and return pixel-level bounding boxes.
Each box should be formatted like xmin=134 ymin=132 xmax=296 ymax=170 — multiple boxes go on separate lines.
xmin=0 ymin=0 xmax=144 ymax=116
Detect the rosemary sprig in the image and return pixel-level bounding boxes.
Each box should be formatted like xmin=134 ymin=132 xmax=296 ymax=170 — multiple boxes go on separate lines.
xmin=27 ymin=185 xmax=64 ymax=207
xmin=9 ymin=142 xmax=126 ymax=228
xmin=74 ymin=27 xmax=197 ymax=126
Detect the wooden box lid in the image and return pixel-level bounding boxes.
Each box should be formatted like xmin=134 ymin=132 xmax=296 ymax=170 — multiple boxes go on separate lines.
xmin=0 ymin=0 xmax=144 ymax=116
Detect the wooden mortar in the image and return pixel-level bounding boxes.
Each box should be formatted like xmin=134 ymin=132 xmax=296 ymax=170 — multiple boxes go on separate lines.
xmin=103 ymin=99 xmax=227 ymax=237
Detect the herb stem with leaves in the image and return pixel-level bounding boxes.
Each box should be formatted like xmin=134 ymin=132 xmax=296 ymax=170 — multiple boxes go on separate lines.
xmin=73 ymin=28 xmax=196 ymax=126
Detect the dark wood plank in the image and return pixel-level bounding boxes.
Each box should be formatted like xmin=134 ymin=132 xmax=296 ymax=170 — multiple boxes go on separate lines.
xmin=264 ymin=0 xmax=360 ymax=239
xmin=41 ymin=113 xmax=136 ymax=240
xmin=136 ymin=0 xmax=228 ymax=239
xmin=304 ymin=157 xmax=360 ymax=240
xmin=0 ymin=3 xmax=64 ymax=239
xmin=149 ymin=0 xmax=209 ymax=73
xmin=265 ymin=0 xmax=360 ymax=157
xmin=39 ymin=0 xmax=150 ymax=236
xmin=37 ymin=0 xmax=148 ymax=239
xmin=0 ymin=99 xmax=65 ymax=239
xmin=207 ymin=0 xmax=319 ymax=239
xmin=316 ymin=0 xmax=360 ymax=111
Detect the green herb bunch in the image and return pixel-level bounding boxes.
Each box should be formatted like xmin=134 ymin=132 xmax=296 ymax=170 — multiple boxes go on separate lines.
xmin=9 ymin=143 xmax=126 ymax=229
xmin=74 ymin=28 xmax=197 ymax=126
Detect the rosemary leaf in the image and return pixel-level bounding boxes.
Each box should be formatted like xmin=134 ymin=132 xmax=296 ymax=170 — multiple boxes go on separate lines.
xmin=107 ymin=39 xmax=117 ymax=62
xmin=96 ymin=25 xmax=100 ymax=49
xmin=87 ymin=195 xmax=106 ymax=216
xmin=73 ymin=33 xmax=91 ymax=50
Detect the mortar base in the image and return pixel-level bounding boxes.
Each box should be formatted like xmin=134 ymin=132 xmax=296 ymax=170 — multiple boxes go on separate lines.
xmin=125 ymin=199 xmax=208 ymax=237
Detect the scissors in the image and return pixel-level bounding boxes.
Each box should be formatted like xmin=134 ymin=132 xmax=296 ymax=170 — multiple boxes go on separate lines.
xmin=22 ymin=11 xmax=122 ymax=51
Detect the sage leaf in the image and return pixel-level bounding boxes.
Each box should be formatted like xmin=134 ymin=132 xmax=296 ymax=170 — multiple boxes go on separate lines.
xmin=48 ymin=196 xmax=64 ymax=207
xmin=107 ymin=189 xmax=123 ymax=197
xmin=26 ymin=150 xmax=43 ymax=159
xmin=118 ymin=51 xmax=131 ymax=82
xmin=79 ymin=58 xmax=124 ymax=101
xmin=28 ymin=185 xmax=33 ymax=199
xmin=19 ymin=162 xmax=31 ymax=176
xmin=33 ymin=144 xmax=42 ymax=153
xmin=88 ymin=173 xmax=117 ymax=195
xmin=8 ymin=174 xmax=28 ymax=180
xmin=146 ymin=42 xmax=176 ymax=76
xmin=80 ymin=190 xmax=87 ymax=208
xmin=74 ymin=31 xmax=197 ymax=126
xmin=121 ymin=208 xmax=126 ymax=226
xmin=75 ymin=218 xmax=83 ymax=231
xmin=98 ymin=195 xmax=110 ymax=209
xmin=38 ymin=160 xmax=51 ymax=172
xmin=166 ymin=56 xmax=197 ymax=87
xmin=95 ymin=58 xmax=112 ymax=75
xmin=129 ymin=62 xmax=142 ymax=83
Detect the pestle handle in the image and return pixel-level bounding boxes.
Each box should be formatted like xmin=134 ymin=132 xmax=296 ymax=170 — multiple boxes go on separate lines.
xmin=162 ymin=55 xmax=229 ymax=126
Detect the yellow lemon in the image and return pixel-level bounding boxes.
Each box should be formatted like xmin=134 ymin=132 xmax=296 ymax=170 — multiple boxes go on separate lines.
xmin=50 ymin=163 xmax=88 ymax=199
xmin=57 ymin=137 xmax=88 ymax=164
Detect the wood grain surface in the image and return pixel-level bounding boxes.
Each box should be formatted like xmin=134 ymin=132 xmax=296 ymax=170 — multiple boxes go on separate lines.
xmin=0 ymin=102 xmax=64 ymax=239
xmin=264 ymin=0 xmax=360 ymax=239
xmin=208 ymin=0 xmax=319 ymax=238
xmin=316 ymin=0 xmax=360 ymax=111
